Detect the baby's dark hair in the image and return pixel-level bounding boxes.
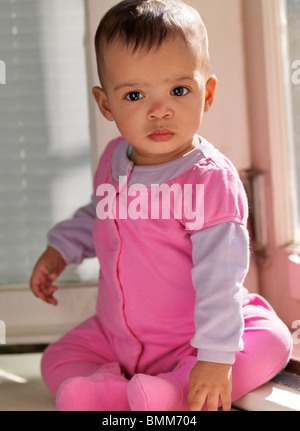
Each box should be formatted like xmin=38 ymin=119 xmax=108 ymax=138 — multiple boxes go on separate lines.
xmin=95 ymin=0 xmax=210 ymax=86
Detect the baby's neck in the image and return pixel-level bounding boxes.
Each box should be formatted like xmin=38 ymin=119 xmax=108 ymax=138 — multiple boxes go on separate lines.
xmin=130 ymin=136 xmax=199 ymax=166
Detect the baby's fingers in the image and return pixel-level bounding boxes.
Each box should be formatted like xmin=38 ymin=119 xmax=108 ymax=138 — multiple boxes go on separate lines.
xmin=206 ymin=391 xmax=220 ymax=411
xmin=188 ymin=389 xmax=207 ymax=411
xmin=36 ymin=283 xmax=58 ymax=305
xmin=220 ymin=390 xmax=232 ymax=411
xmin=42 ymin=285 xmax=58 ymax=305
xmin=30 ymin=268 xmax=58 ymax=305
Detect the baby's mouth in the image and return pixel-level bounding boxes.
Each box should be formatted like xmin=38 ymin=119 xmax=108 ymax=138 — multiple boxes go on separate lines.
xmin=148 ymin=129 xmax=174 ymax=142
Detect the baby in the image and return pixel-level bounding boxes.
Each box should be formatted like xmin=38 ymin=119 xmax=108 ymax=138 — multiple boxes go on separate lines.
xmin=30 ymin=0 xmax=292 ymax=411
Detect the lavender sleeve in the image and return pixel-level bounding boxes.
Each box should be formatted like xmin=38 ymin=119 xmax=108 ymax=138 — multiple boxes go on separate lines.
xmin=47 ymin=195 xmax=97 ymax=265
xmin=190 ymin=221 xmax=249 ymax=364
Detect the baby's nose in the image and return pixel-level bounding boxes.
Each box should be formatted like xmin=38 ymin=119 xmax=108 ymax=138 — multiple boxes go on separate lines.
xmin=147 ymin=101 xmax=173 ymax=120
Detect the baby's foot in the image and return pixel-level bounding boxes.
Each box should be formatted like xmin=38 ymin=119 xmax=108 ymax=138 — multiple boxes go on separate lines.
xmin=127 ymin=357 xmax=197 ymax=411
xmin=127 ymin=374 xmax=185 ymax=411
xmin=56 ymin=373 xmax=130 ymax=411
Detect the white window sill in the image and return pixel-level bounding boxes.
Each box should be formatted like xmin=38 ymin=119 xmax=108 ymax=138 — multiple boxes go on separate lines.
xmin=0 ymin=283 xmax=98 ymax=345
xmin=0 ymin=353 xmax=56 ymax=411
xmin=233 ymin=376 xmax=300 ymax=411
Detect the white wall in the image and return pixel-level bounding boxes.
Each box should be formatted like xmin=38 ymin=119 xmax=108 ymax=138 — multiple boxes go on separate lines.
xmin=194 ymin=0 xmax=250 ymax=170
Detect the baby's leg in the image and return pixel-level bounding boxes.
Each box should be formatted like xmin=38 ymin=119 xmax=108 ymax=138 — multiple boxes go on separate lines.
xmin=231 ymin=294 xmax=293 ymax=402
xmin=41 ymin=316 xmax=130 ymax=411
xmin=128 ymin=295 xmax=292 ymax=411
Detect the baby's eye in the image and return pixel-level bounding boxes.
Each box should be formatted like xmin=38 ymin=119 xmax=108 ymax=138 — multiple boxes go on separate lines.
xmin=125 ymin=92 xmax=144 ymax=101
xmin=171 ymin=87 xmax=190 ymax=96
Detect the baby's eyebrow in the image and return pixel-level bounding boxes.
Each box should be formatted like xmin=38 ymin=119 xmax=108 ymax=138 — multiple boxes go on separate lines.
xmin=114 ymin=82 xmax=146 ymax=92
xmin=114 ymin=76 xmax=196 ymax=92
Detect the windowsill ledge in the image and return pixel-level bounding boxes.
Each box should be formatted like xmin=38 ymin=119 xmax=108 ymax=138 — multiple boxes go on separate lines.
xmin=233 ymin=378 xmax=300 ymax=411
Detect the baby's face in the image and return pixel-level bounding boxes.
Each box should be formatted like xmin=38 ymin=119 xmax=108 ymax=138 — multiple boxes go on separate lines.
xmin=93 ymin=36 xmax=216 ymax=165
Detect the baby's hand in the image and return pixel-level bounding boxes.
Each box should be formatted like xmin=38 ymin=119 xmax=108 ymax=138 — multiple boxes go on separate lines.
xmin=188 ymin=361 xmax=232 ymax=411
xmin=30 ymin=246 xmax=66 ymax=306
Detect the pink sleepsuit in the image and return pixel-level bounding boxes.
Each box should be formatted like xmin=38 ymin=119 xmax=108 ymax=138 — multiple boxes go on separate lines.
xmin=41 ymin=136 xmax=293 ymax=410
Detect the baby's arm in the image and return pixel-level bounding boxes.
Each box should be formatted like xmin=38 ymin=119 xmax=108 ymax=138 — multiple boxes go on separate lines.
xmin=30 ymin=197 xmax=97 ymax=305
xmin=188 ymin=222 xmax=249 ymax=410
xmin=47 ymin=196 xmax=97 ymax=265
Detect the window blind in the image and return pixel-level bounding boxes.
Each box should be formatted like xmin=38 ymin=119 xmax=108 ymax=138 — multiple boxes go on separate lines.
xmin=0 ymin=0 xmax=98 ymax=285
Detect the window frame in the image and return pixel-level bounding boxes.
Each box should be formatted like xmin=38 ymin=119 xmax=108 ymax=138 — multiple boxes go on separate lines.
xmin=260 ymin=0 xmax=296 ymax=249
xmin=242 ymin=0 xmax=300 ymax=336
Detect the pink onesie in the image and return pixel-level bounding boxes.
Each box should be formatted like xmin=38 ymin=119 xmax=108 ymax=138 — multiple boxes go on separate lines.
xmin=41 ymin=136 xmax=293 ymax=410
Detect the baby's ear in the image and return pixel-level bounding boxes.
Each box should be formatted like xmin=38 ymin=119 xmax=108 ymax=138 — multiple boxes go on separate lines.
xmin=92 ymin=86 xmax=114 ymax=122
xmin=204 ymin=75 xmax=218 ymax=112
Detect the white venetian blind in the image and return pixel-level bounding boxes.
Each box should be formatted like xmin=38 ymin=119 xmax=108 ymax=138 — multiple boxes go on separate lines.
xmin=0 ymin=0 xmax=98 ymax=285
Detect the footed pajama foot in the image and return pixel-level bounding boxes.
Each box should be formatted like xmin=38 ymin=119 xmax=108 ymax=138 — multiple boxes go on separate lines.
xmin=56 ymin=365 xmax=130 ymax=411
xmin=127 ymin=356 xmax=197 ymax=411
xmin=127 ymin=374 xmax=185 ymax=411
